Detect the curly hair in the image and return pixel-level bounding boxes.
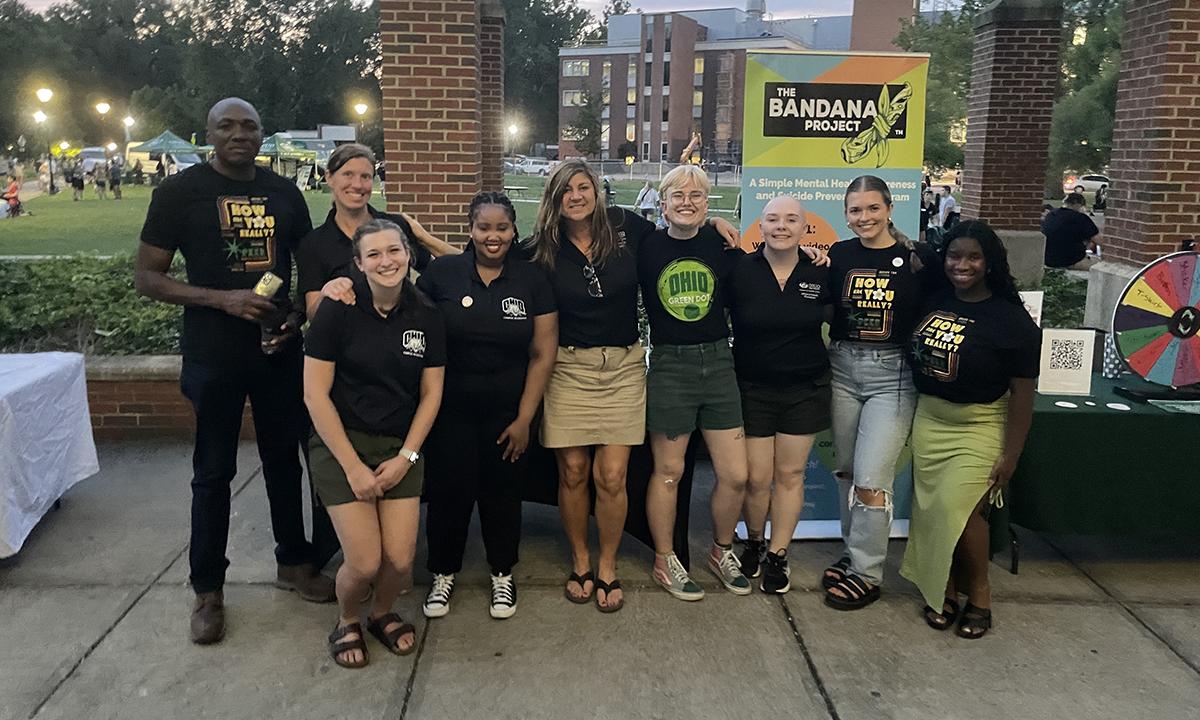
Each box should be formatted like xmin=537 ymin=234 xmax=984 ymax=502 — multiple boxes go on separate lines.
xmin=941 ymin=219 xmax=1022 ymax=305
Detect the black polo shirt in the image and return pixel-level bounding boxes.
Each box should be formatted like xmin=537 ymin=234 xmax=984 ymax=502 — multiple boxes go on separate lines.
xmin=296 ymin=205 xmax=430 ymax=296
xmin=304 ymin=277 xmax=446 ymax=438
xmin=139 ymin=163 xmax=312 ymax=367
xmin=910 ymin=292 xmax=1041 ymax=404
xmin=416 ymin=243 xmax=556 ymax=404
xmin=827 ymin=237 xmax=945 ymax=345
xmin=540 ymin=207 xmax=653 ymax=348
xmin=638 ymin=224 xmax=743 ymax=346
xmin=728 ymin=246 xmax=832 ymax=385
xmin=1041 ymin=207 xmax=1098 ymax=268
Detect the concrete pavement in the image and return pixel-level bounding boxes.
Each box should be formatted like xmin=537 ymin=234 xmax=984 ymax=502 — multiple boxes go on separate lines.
xmin=1 ymin=441 xmax=1198 ymax=720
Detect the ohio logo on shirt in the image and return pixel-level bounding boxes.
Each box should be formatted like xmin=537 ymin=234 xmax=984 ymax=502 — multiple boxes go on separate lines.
xmin=401 ymin=330 xmax=426 ymax=358
xmin=913 ymin=311 xmax=971 ymax=381
xmin=218 ymin=196 xmax=277 ymax=272
xmin=501 ymin=297 xmax=528 ymax=320
xmin=796 ymin=280 xmax=824 ymax=301
xmin=657 ymin=258 xmax=715 ymax=322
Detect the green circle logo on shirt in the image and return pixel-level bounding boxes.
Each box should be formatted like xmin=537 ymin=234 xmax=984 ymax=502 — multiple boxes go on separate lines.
xmin=657 ymin=258 xmax=715 ymax=322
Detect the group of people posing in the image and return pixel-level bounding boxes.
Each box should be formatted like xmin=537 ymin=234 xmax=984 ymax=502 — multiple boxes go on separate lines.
xmin=135 ymin=98 xmax=1042 ymax=671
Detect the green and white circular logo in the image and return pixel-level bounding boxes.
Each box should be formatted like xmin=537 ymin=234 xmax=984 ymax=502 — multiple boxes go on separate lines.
xmin=656 ymin=258 xmax=715 ymax=322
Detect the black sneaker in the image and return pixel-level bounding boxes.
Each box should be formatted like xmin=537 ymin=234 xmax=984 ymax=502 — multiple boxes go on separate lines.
xmin=761 ymin=550 xmax=791 ymax=594
xmin=739 ymin=538 xmax=766 ymax=579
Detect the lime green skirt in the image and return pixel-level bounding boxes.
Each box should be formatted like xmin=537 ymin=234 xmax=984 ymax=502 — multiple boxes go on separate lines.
xmin=900 ymin=393 xmax=1007 ymax=609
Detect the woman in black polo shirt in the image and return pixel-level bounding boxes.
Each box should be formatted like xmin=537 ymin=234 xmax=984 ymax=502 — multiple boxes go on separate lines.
xmin=297 ymin=143 xmax=459 ymax=319
xmin=901 ymin=220 xmax=1039 ymax=639
xmin=417 ymin=192 xmax=558 ymax=621
xmin=304 ymin=218 xmax=446 ymax=669
xmin=728 ymin=195 xmax=832 ymax=594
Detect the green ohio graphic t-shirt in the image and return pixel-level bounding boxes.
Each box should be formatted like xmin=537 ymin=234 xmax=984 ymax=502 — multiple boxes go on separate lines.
xmin=638 ymin=226 xmax=742 ymax=345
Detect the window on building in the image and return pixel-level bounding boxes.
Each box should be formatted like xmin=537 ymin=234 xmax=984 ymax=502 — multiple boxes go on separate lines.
xmin=661 ymin=141 xmax=669 ymax=158
xmin=562 ymin=90 xmax=585 ymax=107
xmin=601 ymin=125 xmax=610 ymax=148
xmin=626 ymin=105 xmax=636 ymax=119
xmin=645 ymin=36 xmax=652 ymax=53
xmin=694 ymin=57 xmax=704 ymax=75
xmin=628 ymin=60 xmax=637 ymax=88
xmin=626 ymin=125 xmax=636 ymax=142
xmin=601 ymin=90 xmax=611 ymax=105
xmin=664 ymin=19 xmax=672 ymax=53
xmin=645 ymin=62 xmax=653 ymax=82
xmin=662 ymin=61 xmax=670 ymax=85
xmin=627 ymin=87 xmax=637 ymax=104
xmin=642 ymin=141 xmax=650 ymax=159
xmin=693 ymin=90 xmax=703 ymax=107
xmin=662 ymin=104 xmax=669 ymax=122
xmin=643 ymin=103 xmax=650 ymax=122
xmin=602 ymin=60 xmax=611 ymax=86
xmin=562 ymin=60 xmax=589 ymax=77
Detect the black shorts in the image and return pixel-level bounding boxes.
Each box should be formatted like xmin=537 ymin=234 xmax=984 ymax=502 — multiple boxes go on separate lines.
xmin=738 ymin=372 xmax=832 ymax=437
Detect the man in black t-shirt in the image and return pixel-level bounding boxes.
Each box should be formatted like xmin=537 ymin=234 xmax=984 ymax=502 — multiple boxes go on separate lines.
xmin=134 ymin=98 xmax=334 ymax=646
xmin=1042 ymin=193 xmax=1100 ymax=269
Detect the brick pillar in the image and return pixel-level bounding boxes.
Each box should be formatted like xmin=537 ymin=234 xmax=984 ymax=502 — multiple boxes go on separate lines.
xmin=380 ymin=0 xmax=481 ymax=243
xmin=479 ymin=0 xmax=506 ymax=192
xmin=1102 ymin=0 xmax=1200 ymax=266
xmin=961 ymin=0 xmax=1061 ymax=233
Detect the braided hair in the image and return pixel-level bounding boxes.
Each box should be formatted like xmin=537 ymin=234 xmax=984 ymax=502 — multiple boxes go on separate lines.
xmin=941 ymin=219 xmax=1022 ymax=305
xmin=468 ymin=190 xmax=520 ymax=243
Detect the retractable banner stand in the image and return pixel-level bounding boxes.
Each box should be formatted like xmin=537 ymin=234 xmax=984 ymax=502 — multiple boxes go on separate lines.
xmin=739 ymin=51 xmax=929 ymax=539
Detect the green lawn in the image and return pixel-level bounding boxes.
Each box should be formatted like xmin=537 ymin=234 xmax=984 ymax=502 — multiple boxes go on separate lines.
xmin=0 ymin=173 xmax=745 ymax=256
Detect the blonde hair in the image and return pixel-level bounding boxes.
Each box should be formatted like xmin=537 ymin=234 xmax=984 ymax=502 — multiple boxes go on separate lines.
xmin=527 ymin=159 xmax=621 ymax=270
xmin=659 ymin=164 xmax=711 ymax=197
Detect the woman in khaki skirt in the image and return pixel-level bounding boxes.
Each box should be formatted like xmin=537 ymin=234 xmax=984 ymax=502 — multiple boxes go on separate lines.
xmin=525 ymin=160 xmax=741 ymax=611
xmin=304 ymin=219 xmax=445 ymax=667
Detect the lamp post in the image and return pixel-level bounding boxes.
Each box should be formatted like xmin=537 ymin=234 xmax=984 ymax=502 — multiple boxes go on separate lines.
xmin=34 ymin=88 xmax=58 ymax=194
xmin=353 ymin=102 xmax=368 ymax=142
xmin=507 ymin=123 xmax=519 ymax=170
xmin=123 ymin=116 xmax=135 ymax=143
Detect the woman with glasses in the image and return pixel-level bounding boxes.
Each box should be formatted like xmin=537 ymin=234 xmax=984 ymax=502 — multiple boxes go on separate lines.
xmin=524 ymin=159 xmax=741 ymax=612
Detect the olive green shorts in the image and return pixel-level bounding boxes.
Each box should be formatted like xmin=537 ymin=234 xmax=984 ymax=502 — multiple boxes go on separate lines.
xmin=646 ymin=340 xmax=744 ymax=436
xmin=308 ymin=428 xmax=425 ymax=506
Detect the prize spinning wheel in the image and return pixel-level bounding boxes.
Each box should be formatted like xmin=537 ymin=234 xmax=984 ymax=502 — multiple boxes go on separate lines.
xmin=1112 ymin=251 xmax=1200 ymax=389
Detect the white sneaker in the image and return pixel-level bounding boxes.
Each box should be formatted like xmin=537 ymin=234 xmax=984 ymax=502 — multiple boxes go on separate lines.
xmin=423 ymin=573 xmax=455 ymax=618
xmin=489 ymin=573 xmax=517 ymax=619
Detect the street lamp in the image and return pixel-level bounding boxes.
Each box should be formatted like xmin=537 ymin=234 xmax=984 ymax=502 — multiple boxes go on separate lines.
xmin=59 ymin=141 xmax=70 ymax=151
xmin=123 ymin=115 xmax=135 ymax=143
xmin=353 ymin=102 xmax=368 ymax=142
xmin=36 ymin=88 xmax=53 ymax=103
xmin=506 ymin=123 xmax=519 ymax=168
xmin=32 ymin=108 xmax=57 ymax=194
xmin=106 ymin=142 xmax=118 ymax=152
xmin=95 ymin=102 xmax=111 ymax=116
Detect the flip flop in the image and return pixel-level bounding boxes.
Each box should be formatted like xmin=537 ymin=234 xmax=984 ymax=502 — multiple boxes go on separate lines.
xmin=594 ymin=578 xmax=624 ymax=613
xmin=564 ymin=570 xmax=595 ymax=604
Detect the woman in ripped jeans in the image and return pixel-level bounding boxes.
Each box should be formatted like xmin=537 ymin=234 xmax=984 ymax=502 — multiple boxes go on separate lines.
xmin=822 ymin=175 xmax=945 ymax=610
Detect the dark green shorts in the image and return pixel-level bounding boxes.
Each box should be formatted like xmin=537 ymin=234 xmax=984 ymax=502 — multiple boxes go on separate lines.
xmin=739 ymin=372 xmax=832 ymax=437
xmin=308 ymin=428 xmax=425 ymax=506
xmin=646 ymin=340 xmax=743 ymax=436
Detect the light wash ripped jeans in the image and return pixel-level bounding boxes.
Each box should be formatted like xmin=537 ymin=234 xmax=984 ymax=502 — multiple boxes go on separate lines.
xmin=829 ymin=340 xmax=917 ymax=586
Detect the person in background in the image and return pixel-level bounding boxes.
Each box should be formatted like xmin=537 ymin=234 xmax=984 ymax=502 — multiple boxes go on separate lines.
xmin=2 ymin=174 xmax=19 ymax=218
xmin=70 ymin=165 xmax=85 ymax=201
xmin=94 ymin=162 xmax=108 ymax=200
xmin=937 ymin=185 xmax=959 ymax=230
xmin=304 ymin=218 xmax=445 ymax=669
xmin=1093 ymin=184 xmax=1107 ymax=213
xmin=901 ymin=220 xmax=1040 ymax=639
xmin=1042 ymin=193 xmax=1100 ymax=270
xmin=109 ymin=161 xmax=123 ymax=200
xmin=635 ymin=180 xmax=660 ymax=221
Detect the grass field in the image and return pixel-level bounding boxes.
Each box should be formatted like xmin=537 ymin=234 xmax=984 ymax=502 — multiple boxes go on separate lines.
xmin=0 ymin=174 xmax=744 ymax=256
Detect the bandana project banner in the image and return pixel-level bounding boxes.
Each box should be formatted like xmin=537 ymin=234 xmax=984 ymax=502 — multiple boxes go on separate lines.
xmin=737 ymin=51 xmax=928 ymax=539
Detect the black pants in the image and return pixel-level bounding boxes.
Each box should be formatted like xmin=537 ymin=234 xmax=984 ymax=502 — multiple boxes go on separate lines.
xmin=425 ymin=391 xmax=526 ymax=576
xmin=180 ymin=346 xmax=315 ymax=593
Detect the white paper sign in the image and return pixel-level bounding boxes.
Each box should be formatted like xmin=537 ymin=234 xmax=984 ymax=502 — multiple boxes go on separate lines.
xmin=1019 ymin=290 xmax=1044 ymax=327
xmin=1038 ymin=328 xmax=1095 ymax=396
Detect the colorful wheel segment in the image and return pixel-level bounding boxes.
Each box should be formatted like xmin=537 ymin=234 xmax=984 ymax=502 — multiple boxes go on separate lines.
xmin=1112 ymin=251 xmax=1200 ymax=389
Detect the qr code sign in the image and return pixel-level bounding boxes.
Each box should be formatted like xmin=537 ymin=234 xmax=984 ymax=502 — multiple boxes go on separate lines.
xmin=1049 ymin=338 xmax=1087 ymax=371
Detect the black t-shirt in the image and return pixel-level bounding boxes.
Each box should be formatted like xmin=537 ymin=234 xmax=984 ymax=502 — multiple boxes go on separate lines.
xmin=416 ymin=244 xmax=556 ymax=404
xmin=638 ymin=225 xmax=742 ymax=346
xmin=910 ymin=292 xmax=1041 ymax=404
xmin=536 ymin=207 xmax=654 ymax=348
xmin=304 ymin=278 xmax=446 ymax=438
xmin=296 ymin=206 xmax=429 ymax=296
xmin=139 ymin=163 xmax=313 ymax=366
xmin=728 ymin=246 xmax=832 ymax=385
xmin=828 ymin=237 xmax=944 ymax=345
xmin=1042 ymin=207 xmax=1098 ymax=267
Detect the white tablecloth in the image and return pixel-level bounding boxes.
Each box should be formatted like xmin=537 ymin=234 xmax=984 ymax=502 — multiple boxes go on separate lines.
xmin=0 ymin=352 xmax=99 ymax=557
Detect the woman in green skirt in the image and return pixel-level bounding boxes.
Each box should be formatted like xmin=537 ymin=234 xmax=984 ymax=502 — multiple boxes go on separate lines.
xmin=900 ymin=220 xmax=1040 ymax=639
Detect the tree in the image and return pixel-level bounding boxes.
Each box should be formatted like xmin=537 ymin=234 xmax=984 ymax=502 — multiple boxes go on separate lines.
xmin=894 ymin=0 xmax=981 ymax=172
xmin=566 ymin=91 xmax=604 ymax=157
xmin=586 ymin=0 xmax=632 ymax=41
xmin=503 ymin=0 xmax=593 ymax=147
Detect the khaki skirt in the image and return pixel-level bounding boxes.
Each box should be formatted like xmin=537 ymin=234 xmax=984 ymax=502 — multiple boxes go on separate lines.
xmin=541 ymin=344 xmax=647 ymax=448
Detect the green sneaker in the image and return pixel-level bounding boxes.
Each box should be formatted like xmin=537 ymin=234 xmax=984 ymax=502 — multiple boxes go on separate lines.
xmin=653 ymin=552 xmax=705 ymax=601
xmin=708 ymin=545 xmax=752 ymax=595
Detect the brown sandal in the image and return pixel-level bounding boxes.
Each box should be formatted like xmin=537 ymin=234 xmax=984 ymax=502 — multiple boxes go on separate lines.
xmin=366 ymin=612 xmax=417 ymax=656
xmin=328 ymin=621 xmax=369 ymax=668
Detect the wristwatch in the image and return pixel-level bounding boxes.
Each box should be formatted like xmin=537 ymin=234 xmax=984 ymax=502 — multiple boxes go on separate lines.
xmin=400 ymin=448 xmax=420 ymax=463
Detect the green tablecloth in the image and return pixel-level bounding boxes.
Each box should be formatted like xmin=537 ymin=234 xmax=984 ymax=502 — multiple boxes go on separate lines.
xmin=1007 ymin=374 xmax=1200 ymax=535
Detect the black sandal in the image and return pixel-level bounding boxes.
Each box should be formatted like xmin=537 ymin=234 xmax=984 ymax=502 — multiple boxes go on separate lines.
xmin=328 ymin=621 xmax=369 ymax=669
xmin=564 ymin=570 xmax=595 ymax=604
xmin=956 ymin=603 xmax=992 ymax=639
xmin=366 ymin=612 xmax=417 ymax=656
xmin=822 ymin=557 xmax=851 ymax=590
xmin=923 ymin=597 xmax=961 ymax=631
xmin=824 ymin=573 xmax=880 ymax=611
xmin=594 ymin=578 xmax=624 ymax=614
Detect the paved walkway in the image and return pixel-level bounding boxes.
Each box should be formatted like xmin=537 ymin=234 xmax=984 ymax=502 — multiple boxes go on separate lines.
xmin=1 ymin=441 xmax=1198 ymax=720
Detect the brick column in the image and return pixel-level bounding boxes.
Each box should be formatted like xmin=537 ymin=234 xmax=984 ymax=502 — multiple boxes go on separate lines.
xmin=1084 ymin=0 xmax=1200 ymax=329
xmin=479 ymin=0 xmax=506 ymax=192
xmin=380 ymin=0 xmax=481 ymax=243
xmin=961 ymin=0 xmax=1061 ymax=233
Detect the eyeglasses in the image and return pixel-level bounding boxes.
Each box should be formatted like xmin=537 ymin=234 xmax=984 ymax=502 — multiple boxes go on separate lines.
xmin=582 ymin=262 xmax=604 ymax=298
xmin=668 ymin=191 xmax=707 ymax=205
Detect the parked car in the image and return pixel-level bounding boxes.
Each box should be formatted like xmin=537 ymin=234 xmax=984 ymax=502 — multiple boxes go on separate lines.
xmin=519 ymin=157 xmax=555 ymax=176
xmin=503 ymin=160 xmax=524 ymax=175
xmin=78 ymin=147 xmax=109 ymax=174
xmin=1063 ymin=173 xmax=1109 ymax=193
